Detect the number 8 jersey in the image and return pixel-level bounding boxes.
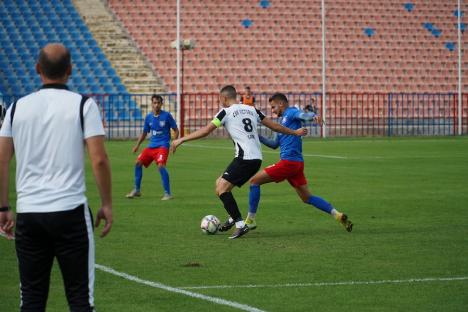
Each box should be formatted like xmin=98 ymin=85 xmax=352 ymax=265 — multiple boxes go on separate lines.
xmin=211 ymin=103 xmax=266 ymax=160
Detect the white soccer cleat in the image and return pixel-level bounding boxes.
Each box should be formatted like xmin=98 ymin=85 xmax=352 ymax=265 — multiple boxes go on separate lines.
xmin=126 ymin=189 xmax=141 ymax=199
xmin=161 ymin=193 xmax=173 ymax=201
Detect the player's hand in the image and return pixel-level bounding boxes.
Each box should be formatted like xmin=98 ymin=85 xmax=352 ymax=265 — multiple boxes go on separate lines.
xmin=0 ymin=210 xmax=15 ymax=240
xmin=170 ymin=138 xmax=183 ymax=154
xmin=295 ymin=127 xmax=308 ymax=136
xmin=313 ymin=116 xmax=323 ymax=125
xmin=95 ymin=205 xmax=113 ymax=238
xmin=132 ymin=145 xmax=139 ymax=153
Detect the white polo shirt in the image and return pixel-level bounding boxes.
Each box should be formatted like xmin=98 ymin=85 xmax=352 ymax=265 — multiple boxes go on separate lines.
xmin=0 ymin=84 xmax=105 ymax=213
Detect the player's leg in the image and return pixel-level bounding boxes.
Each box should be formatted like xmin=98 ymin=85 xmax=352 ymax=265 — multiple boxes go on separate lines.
xmin=155 ymin=148 xmax=172 ymax=200
xmin=246 ymin=161 xmax=291 ymax=229
xmin=246 ymin=170 xmax=275 ymax=229
xmin=55 ymin=204 xmax=95 ymax=312
xmin=294 ymin=184 xmax=353 ymax=232
xmin=216 ymin=176 xmax=239 ymax=231
xmin=15 ymin=212 xmax=55 ymax=312
xmin=217 ymin=159 xmax=261 ymax=239
xmin=127 ymin=148 xmax=152 ymax=198
xmin=126 ymin=160 xmax=143 ymax=198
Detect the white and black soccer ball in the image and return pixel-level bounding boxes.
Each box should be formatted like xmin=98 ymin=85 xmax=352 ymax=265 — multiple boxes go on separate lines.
xmin=200 ymin=215 xmax=220 ymax=235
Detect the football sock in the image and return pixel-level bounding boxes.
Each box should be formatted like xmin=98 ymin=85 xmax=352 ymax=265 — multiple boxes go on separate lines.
xmin=249 ymin=184 xmax=261 ymax=214
xmin=219 ymin=192 xmax=242 ymax=222
xmin=158 ymin=167 xmax=171 ymax=195
xmin=331 ymin=209 xmax=338 ymax=218
xmin=135 ymin=165 xmax=143 ymax=191
xmin=235 ymin=220 xmax=245 ymax=229
xmin=307 ymin=195 xmax=333 ymax=214
xmin=247 ymin=213 xmax=256 ymax=220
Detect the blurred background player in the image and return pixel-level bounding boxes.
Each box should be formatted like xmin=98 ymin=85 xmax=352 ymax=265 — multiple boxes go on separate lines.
xmin=240 ymin=86 xmax=255 ymax=106
xmin=171 ymin=85 xmax=307 ymax=239
xmin=126 ymin=95 xmax=179 ymax=200
xmin=245 ymin=93 xmax=353 ymax=232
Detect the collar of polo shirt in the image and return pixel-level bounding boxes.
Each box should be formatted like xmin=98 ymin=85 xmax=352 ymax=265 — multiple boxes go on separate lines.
xmin=41 ymin=83 xmax=69 ymax=90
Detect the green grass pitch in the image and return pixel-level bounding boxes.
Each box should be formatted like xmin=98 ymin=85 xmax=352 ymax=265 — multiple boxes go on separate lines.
xmin=1 ymin=137 xmax=468 ymax=311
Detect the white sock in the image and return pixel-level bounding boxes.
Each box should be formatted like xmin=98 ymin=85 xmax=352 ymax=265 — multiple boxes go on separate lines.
xmin=247 ymin=213 xmax=256 ymax=219
xmin=228 ymin=217 xmax=234 ymax=223
xmin=235 ymin=220 xmax=245 ymax=228
xmin=331 ymin=209 xmax=339 ymax=218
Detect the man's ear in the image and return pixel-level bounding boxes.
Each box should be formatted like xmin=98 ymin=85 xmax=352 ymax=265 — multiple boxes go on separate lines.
xmin=35 ymin=63 xmax=41 ymax=75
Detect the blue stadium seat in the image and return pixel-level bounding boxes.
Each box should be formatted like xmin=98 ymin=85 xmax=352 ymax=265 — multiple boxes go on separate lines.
xmin=130 ymin=108 xmax=143 ymax=120
xmin=104 ymin=85 xmax=115 ymax=94
xmin=118 ymin=109 xmax=130 ymax=121
xmin=90 ymin=85 xmax=102 ymax=94
xmin=0 ymin=0 xmax=129 ymax=120
xmin=116 ymin=85 xmax=127 ymax=93
xmin=105 ymin=109 xmax=117 ymax=121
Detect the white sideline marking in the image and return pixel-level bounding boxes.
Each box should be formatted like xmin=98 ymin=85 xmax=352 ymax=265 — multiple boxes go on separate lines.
xmin=1 ymin=235 xmax=264 ymax=311
xmin=95 ymin=264 xmax=266 ymax=312
xmin=180 ymin=276 xmax=468 ymax=290
xmin=184 ymin=143 xmax=348 ymax=159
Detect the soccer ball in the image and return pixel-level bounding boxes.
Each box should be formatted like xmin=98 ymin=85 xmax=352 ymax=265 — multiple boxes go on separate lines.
xmin=200 ymin=215 xmax=220 ymax=235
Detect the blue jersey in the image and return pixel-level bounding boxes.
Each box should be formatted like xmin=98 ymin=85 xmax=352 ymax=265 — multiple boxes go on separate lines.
xmin=277 ymin=107 xmax=304 ymax=162
xmin=143 ymin=110 xmax=178 ymax=148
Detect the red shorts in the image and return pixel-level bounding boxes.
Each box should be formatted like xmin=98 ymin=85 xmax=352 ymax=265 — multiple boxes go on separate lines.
xmin=264 ymin=159 xmax=307 ymax=187
xmin=137 ymin=147 xmax=169 ymax=167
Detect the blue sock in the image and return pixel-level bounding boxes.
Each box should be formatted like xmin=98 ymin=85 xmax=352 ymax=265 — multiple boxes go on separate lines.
xmin=159 ymin=167 xmax=171 ymax=195
xmin=135 ymin=165 xmax=143 ymax=191
xmin=307 ymin=195 xmax=333 ymax=214
xmin=249 ymin=184 xmax=261 ymax=214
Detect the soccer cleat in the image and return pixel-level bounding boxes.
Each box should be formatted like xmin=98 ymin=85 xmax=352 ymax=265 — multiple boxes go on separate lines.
xmin=218 ymin=219 xmax=235 ymax=232
xmin=336 ymin=213 xmax=353 ymax=232
xmin=126 ymin=189 xmax=141 ymax=198
xmin=245 ymin=217 xmax=257 ymax=230
xmin=161 ymin=193 xmax=173 ymax=201
xmin=229 ymin=225 xmax=250 ymax=239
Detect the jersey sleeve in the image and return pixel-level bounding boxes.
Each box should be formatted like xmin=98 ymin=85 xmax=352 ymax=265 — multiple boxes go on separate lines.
xmin=83 ymin=98 xmax=105 ymax=139
xmin=211 ymin=109 xmax=226 ymax=127
xmin=167 ymin=113 xmax=178 ymax=129
xmin=0 ymin=104 xmax=12 ymax=137
xmin=255 ymin=109 xmax=266 ymax=121
xmin=143 ymin=115 xmax=150 ymax=133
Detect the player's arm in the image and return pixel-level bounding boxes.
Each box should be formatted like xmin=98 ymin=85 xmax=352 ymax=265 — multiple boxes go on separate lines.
xmin=171 ymin=127 xmax=180 ymax=140
xmin=259 ymin=135 xmax=279 ymax=149
xmin=86 ymin=135 xmax=113 ymax=238
xmin=261 ymin=117 xmax=307 ymax=136
xmin=169 ymin=114 xmax=180 ymax=140
xmin=297 ymin=111 xmax=322 ymax=124
xmin=171 ymin=122 xmax=217 ymax=154
xmin=0 ymin=137 xmax=15 ymax=239
xmin=133 ymin=131 xmax=148 ymax=153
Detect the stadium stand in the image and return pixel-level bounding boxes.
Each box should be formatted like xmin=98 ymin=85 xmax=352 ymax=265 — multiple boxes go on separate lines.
xmin=0 ymin=0 xmax=144 ymax=121
xmin=108 ymin=0 xmax=467 ymax=93
xmin=73 ymin=0 xmax=166 ymax=95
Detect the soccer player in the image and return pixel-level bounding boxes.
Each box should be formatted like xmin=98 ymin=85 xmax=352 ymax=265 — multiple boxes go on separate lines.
xmin=171 ymin=85 xmax=307 ymax=239
xmin=126 ymin=95 xmax=179 ymax=200
xmin=245 ymin=93 xmax=353 ymax=232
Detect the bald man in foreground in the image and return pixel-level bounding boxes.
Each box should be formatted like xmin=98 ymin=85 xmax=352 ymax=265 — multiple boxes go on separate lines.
xmin=0 ymin=43 xmax=112 ymax=311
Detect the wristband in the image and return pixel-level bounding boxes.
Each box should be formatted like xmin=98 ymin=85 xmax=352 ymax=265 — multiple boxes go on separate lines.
xmin=0 ymin=206 xmax=10 ymax=212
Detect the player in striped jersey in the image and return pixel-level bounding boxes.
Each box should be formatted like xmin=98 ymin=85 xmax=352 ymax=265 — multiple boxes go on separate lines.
xmin=171 ymin=86 xmax=307 ymax=239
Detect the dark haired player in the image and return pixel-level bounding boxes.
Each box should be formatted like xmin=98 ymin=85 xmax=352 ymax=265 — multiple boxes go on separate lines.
xmin=245 ymin=93 xmax=353 ymax=232
xmin=126 ymin=94 xmax=179 ymax=200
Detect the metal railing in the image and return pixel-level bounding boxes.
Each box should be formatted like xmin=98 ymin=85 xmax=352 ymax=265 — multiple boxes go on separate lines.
xmin=1 ymin=93 xmax=467 ymax=138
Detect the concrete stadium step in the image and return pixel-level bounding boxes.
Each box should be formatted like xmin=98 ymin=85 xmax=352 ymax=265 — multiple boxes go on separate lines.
xmin=71 ymin=0 xmax=166 ymax=94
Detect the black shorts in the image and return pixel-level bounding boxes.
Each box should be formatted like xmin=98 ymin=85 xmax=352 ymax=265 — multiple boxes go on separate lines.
xmin=222 ymin=158 xmax=262 ymax=187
